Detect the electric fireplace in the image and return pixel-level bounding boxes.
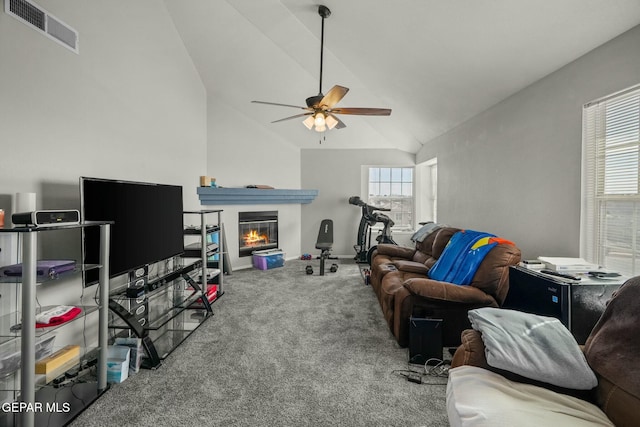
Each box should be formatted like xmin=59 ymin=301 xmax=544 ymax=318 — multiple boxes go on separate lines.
xmin=238 ymin=211 xmax=278 ymax=257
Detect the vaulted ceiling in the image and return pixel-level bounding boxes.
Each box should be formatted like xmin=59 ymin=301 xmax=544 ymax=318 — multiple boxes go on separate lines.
xmin=164 ymin=0 xmax=640 ymax=153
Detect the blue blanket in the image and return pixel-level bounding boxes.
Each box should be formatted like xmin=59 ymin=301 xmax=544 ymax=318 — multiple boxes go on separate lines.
xmin=427 ymin=230 xmax=498 ymax=285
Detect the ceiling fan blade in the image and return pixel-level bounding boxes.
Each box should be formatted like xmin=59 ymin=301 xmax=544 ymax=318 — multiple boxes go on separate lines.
xmin=319 ymin=85 xmax=349 ymax=108
xmin=271 ymin=112 xmax=313 ymax=123
xmin=329 ymin=107 xmax=392 ymax=116
xmin=252 ymin=100 xmax=311 ymax=110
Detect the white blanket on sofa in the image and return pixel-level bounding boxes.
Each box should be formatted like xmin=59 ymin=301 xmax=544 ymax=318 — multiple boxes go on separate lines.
xmin=446 ymin=366 xmax=613 ymax=427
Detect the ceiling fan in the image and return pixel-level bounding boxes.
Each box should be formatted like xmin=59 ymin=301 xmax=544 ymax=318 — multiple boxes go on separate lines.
xmin=252 ymin=5 xmax=391 ymax=133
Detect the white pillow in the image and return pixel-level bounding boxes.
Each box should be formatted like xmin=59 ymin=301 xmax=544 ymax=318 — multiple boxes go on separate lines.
xmin=468 ymin=308 xmax=597 ymax=390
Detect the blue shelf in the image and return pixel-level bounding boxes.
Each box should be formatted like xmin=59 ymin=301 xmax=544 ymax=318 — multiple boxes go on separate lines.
xmin=197 ymin=187 xmax=318 ymax=205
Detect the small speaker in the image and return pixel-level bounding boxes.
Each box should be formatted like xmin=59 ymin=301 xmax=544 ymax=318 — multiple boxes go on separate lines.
xmin=122 ymin=297 xmax=148 ymax=328
xmin=409 ymin=317 xmax=443 ymax=365
xmin=129 ymin=266 xmax=148 ymax=281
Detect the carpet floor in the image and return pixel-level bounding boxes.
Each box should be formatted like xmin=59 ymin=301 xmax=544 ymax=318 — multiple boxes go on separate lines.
xmin=70 ymin=259 xmax=449 ymax=427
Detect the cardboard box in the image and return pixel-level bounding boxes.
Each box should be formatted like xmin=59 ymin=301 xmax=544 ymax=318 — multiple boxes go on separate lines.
xmin=35 ymin=345 xmax=80 ymax=383
xmin=107 ymin=345 xmax=130 ymax=384
xmin=252 ymin=249 xmax=285 ymax=270
xmin=114 ymin=338 xmax=142 ymax=374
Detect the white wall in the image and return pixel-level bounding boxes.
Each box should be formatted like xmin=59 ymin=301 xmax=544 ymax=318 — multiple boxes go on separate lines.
xmin=0 ymin=0 xmax=206 ymax=343
xmin=300 ymin=149 xmax=416 ymax=257
xmin=416 ymin=24 xmax=640 ymax=260
xmin=0 ymin=1 xmax=206 ymax=204
xmin=206 ymin=98 xmax=302 ymax=269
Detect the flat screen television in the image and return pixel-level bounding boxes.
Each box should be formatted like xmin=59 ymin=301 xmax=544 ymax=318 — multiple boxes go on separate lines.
xmin=80 ymin=177 xmax=184 ymax=286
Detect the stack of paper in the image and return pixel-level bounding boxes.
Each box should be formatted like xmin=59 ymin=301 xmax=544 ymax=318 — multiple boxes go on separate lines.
xmin=537 ymin=257 xmax=599 ymax=272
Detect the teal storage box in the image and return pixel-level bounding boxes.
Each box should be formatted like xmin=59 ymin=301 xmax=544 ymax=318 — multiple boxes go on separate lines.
xmin=252 ymin=249 xmax=285 ymax=270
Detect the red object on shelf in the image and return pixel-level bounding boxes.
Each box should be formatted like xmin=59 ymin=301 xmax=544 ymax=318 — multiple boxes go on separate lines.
xmin=186 ymin=284 xmax=218 ymax=307
xmin=200 ymin=284 xmax=218 ymax=304
xmin=35 ymin=306 xmax=82 ymax=328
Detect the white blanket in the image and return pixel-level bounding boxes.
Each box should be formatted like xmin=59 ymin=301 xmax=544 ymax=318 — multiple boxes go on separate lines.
xmin=446 ymin=366 xmax=613 ymax=427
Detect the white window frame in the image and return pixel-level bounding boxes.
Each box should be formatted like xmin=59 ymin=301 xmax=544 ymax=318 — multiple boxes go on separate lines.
xmin=581 ymin=84 xmax=640 ymax=276
xmin=417 ymin=158 xmax=437 ymax=223
xmin=362 ymin=166 xmax=415 ymax=231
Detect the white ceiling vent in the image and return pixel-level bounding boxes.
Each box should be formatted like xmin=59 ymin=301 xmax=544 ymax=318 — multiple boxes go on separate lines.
xmin=4 ymin=0 xmax=79 ymax=53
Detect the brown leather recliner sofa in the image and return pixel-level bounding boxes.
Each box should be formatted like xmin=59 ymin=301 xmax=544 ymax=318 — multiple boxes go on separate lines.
xmin=369 ymin=226 xmax=521 ymax=347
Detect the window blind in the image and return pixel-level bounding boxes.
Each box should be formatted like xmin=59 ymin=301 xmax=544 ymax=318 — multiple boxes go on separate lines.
xmin=582 ymin=85 xmax=640 ymax=276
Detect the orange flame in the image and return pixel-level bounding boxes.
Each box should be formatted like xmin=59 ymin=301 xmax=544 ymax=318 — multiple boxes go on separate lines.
xmin=243 ymin=229 xmax=269 ymax=246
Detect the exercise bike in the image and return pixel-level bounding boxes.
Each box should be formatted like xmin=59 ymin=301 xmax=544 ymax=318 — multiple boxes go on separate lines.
xmin=348 ymin=196 xmax=397 ymax=265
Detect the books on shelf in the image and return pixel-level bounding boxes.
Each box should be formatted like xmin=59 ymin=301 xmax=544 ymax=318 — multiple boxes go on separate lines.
xmin=520 ymin=260 xmax=545 ymax=270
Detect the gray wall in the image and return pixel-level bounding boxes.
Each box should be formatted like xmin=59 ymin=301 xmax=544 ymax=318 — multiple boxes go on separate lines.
xmin=301 ymin=149 xmax=415 ymax=257
xmin=0 ymin=1 xmax=206 ymax=343
xmin=417 ymin=25 xmax=640 ymax=260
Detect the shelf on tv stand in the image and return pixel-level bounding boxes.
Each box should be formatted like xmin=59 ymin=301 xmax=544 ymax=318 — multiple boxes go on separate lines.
xmin=107 ymin=210 xmax=225 ymax=370
xmin=108 ymin=262 xmax=212 ymax=369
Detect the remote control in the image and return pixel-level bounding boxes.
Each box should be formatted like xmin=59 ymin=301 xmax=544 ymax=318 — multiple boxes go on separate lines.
xmin=540 ymin=269 xmax=580 ymax=281
xmin=588 ymin=271 xmax=621 ymax=278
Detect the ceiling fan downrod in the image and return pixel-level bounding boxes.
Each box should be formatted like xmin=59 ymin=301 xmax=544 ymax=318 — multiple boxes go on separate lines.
xmin=318 ymin=5 xmax=331 ymax=96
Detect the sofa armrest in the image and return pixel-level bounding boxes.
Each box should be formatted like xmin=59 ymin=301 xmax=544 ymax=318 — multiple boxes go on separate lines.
xmin=403 ymin=278 xmax=498 ymax=306
xmin=393 ymin=260 xmax=429 ymax=275
xmin=375 ymin=244 xmax=416 ymax=259
xmin=451 ymin=329 xmax=490 ymax=369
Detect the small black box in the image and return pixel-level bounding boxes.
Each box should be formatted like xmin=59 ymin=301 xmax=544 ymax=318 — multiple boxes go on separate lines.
xmin=409 ymin=317 xmax=443 ymax=365
xmin=125 ymin=284 xmax=145 ymax=298
xmin=505 ymin=266 xmax=625 ymax=344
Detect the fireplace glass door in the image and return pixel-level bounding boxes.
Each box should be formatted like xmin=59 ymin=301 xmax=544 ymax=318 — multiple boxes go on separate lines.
xmin=238 ymin=211 xmax=278 ymax=257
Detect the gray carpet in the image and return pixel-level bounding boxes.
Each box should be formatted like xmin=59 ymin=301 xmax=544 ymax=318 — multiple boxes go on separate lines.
xmin=70 ymin=260 xmax=449 ymax=427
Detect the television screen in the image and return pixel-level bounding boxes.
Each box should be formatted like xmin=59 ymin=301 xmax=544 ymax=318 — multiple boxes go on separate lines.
xmin=80 ymin=177 xmax=184 ymax=286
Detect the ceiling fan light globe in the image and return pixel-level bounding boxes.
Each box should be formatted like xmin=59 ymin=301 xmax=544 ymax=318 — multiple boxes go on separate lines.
xmin=303 ymin=115 xmax=315 ymax=129
xmin=315 ymin=124 xmax=326 ymax=132
xmin=325 ymin=114 xmax=338 ymax=130
xmin=314 ymin=112 xmax=326 ymax=127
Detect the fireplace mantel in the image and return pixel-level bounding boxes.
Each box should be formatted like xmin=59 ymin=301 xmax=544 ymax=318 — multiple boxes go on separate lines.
xmin=197 ymin=187 xmax=318 ymax=205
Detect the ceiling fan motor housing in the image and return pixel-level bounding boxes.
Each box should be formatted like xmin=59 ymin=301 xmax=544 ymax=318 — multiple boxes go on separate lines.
xmin=306 ymin=95 xmax=324 ymax=108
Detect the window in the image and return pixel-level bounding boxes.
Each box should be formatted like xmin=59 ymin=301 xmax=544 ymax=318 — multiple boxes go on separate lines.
xmin=427 ymin=159 xmax=438 ymax=222
xmin=367 ymin=167 xmax=414 ymax=229
xmin=582 ymin=85 xmax=640 ymax=276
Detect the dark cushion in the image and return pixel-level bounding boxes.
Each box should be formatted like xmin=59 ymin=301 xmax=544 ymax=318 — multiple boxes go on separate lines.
xmin=584 ymin=276 xmax=640 ymax=426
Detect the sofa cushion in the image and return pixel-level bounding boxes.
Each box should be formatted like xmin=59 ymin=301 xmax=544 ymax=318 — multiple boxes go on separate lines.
xmin=403 ymin=278 xmax=498 ymax=306
xmin=392 ymin=260 xmax=429 ymax=275
xmin=431 ymin=227 xmax=459 ymax=259
xmin=469 ymin=243 xmax=520 ymax=305
xmin=428 ymin=230 xmax=501 ymax=285
xmin=468 ymin=308 xmax=597 ymax=390
xmin=447 ymin=366 xmax=613 ymax=427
